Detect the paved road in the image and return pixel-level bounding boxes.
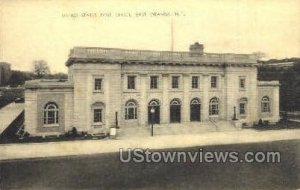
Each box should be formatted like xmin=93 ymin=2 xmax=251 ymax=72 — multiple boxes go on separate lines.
xmin=1 ymin=140 xmax=299 ymax=190
xmin=0 ymin=102 xmax=24 ymax=134
xmin=2 ymin=128 xmax=300 ymax=161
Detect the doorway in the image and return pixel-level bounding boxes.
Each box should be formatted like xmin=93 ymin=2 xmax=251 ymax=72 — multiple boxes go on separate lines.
xmin=148 ymin=100 xmax=160 ymax=124
xmin=170 ymin=99 xmax=181 ymax=123
xmin=190 ymin=98 xmax=201 ymax=121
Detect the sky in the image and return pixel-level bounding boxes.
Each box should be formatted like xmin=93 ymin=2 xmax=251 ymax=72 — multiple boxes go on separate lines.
xmin=0 ymin=0 xmax=300 ymax=73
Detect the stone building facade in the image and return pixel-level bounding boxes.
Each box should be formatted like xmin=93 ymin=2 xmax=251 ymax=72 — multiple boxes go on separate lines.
xmin=25 ymin=43 xmax=280 ymax=136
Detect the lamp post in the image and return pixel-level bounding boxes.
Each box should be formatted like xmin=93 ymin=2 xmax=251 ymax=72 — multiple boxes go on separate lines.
xmin=233 ymin=106 xmax=238 ymax=120
xmin=150 ymin=107 xmax=155 ymax=136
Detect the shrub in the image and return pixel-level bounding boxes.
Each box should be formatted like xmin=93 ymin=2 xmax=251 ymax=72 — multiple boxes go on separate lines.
xmin=258 ymin=119 xmax=263 ymax=127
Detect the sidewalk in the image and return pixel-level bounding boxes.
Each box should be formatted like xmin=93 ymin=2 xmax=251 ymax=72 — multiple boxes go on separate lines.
xmin=1 ymin=128 xmax=300 ymax=161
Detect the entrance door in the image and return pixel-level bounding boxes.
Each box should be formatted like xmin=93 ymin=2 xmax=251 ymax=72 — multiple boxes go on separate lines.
xmin=170 ymin=99 xmax=181 ymax=123
xmin=148 ymin=106 xmax=160 ymax=124
xmin=148 ymin=100 xmax=160 ymax=124
xmin=190 ymin=98 xmax=201 ymax=121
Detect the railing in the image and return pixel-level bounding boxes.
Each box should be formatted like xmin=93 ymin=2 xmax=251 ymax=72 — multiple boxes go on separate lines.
xmin=209 ymin=118 xmax=219 ymax=131
xmin=69 ymin=47 xmax=258 ymax=64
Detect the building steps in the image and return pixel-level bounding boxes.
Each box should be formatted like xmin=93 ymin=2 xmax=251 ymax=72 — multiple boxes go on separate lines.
xmin=117 ymin=121 xmax=240 ymax=138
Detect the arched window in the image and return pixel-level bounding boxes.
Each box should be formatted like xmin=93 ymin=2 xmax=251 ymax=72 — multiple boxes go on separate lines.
xmin=125 ymin=100 xmax=138 ymax=120
xmin=44 ymin=102 xmax=59 ymax=125
xmin=209 ymin=97 xmax=219 ymax=115
xmin=261 ymin=96 xmax=270 ymax=113
xmin=239 ymin=98 xmax=248 ymax=116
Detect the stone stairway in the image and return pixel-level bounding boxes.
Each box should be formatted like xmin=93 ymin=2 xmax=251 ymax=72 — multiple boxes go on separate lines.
xmin=212 ymin=120 xmax=241 ymax=132
xmin=153 ymin=123 xmax=215 ymax=136
xmin=117 ymin=121 xmax=239 ymax=138
xmin=117 ymin=126 xmax=150 ymax=139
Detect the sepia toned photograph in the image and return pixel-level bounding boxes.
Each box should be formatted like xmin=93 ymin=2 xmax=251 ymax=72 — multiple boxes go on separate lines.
xmin=0 ymin=0 xmax=300 ymax=189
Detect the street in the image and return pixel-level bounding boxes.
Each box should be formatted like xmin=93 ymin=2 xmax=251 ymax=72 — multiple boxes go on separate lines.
xmin=1 ymin=140 xmax=299 ymax=190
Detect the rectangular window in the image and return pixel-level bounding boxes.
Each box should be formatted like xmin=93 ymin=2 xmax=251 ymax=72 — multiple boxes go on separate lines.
xmin=172 ymin=76 xmax=179 ymax=89
xmin=150 ymin=76 xmax=158 ymax=89
xmin=211 ymin=76 xmax=218 ymax=88
xmin=192 ymin=76 xmax=199 ymax=89
xmin=127 ymin=76 xmax=136 ymax=89
xmin=239 ymin=77 xmax=246 ymax=89
xmin=240 ymin=103 xmax=246 ymax=115
xmin=262 ymin=103 xmax=270 ymax=113
xmin=210 ymin=105 xmax=219 ymax=115
xmin=47 ymin=111 xmax=55 ymax=124
xmin=125 ymin=107 xmax=137 ymax=120
xmin=94 ymin=78 xmax=102 ymax=91
xmin=94 ymin=109 xmax=102 ymax=123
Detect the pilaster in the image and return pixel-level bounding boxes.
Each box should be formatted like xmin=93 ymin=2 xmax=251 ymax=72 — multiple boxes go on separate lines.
xmin=140 ymin=74 xmax=147 ymax=126
xmin=202 ymin=74 xmax=209 ymax=121
xmin=162 ymin=74 xmax=169 ymax=124
xmin=183 ymin=73 xmax=190 ymax=123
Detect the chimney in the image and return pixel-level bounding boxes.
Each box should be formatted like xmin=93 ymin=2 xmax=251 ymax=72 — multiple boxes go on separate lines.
xmin=189 ymin=42 xmax=204 ymax=56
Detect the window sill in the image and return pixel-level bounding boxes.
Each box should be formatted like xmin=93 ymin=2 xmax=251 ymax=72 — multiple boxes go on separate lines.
xmin=147 ymin=89 xmax=162 ymax=93
xmin=239 ymin=115 xmax=247 ymax=119
xmin=93 ymin=90 xmax=104 ymax=94
xmin=43 ymin=124 xmax=59 ymax=127
xmin=124 ymin=90 xmax=139 ymax=93
xmin=92 ymin=123 xmax=103 ymax=128
xmin=190 ymin=89 xmax=202 ymax=92
xmin=209 ymin=115 xmax=219 ymax=117
xmin=239 ymin=89 xmax=246 ymax=92
xmin=169 ymin=89 xmax=183 ymax=92
xmin=125 ymin=119 xmax=138 ymax=122
xmin=210 ymin=88 xmax=221 ymax=91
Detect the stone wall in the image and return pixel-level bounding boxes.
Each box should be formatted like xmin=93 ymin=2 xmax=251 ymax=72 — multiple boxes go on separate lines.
xmin=24 ymin=61 xmax=281 ymax=136
xmin=71 ymin=63 xmax=121 ymax=134
xmin=24 ymin=84 xmax=74 ymax=136
xmin=258 ymin=81 xmax=280 ymax=123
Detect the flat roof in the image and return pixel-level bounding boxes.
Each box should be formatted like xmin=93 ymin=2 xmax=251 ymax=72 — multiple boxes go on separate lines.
xmin=25 ymin=79 xmax=73 ymax=90
xmin=66 ymin=47 xmax=259 ymax=67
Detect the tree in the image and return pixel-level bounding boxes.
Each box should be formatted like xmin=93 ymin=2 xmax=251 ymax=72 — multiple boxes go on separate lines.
xmin=49 ymin=72 xmax=68 ymax=80
xmin=32 ymin=60 xmax=50 ymax=78
xmin=8 ymin=70 xmax=34 ymax=87
xmin=252 ymin=51 xmax=267 ymax=60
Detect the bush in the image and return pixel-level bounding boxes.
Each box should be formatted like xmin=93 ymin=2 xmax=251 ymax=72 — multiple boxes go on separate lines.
xmin=71 ymin=127 xmax=78 ymax=136
xmin=63 ymin=127 xmax=88 ymax=138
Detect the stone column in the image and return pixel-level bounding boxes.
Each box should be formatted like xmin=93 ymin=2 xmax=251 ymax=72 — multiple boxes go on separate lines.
xmin=221 ymin=74 xmax=227 ymax=120
xmin=162 ymin=74 xmax=169 ymax=124
xmin=273 ymin=85 xmax=280 ymax=122
xmin=202 ymin=74 xmax=209 ymax=121
xmin=104 ymin=74 xmax=110 ymax=128
xmin=119 ymin=74 xmax=125 ymax=127
xmin=140 ymin=74 xmax=147 ymax=126
xmin=183 ymin=73 xmax=190 ymax=124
